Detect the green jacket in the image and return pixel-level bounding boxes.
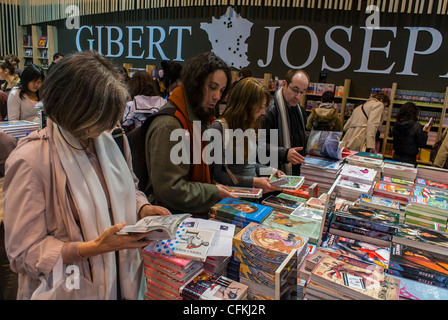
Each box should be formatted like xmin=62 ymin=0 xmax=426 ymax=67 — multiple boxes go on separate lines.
xmin=145 ymin=97 xmax=220 ymax=216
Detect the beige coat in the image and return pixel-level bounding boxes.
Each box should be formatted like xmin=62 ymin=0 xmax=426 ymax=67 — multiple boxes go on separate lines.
xmin=434 ymin=127 xmax=448 ymax=168
xmin=341 ymin=98 xmax=384 ymax=151
xmin=2 ymin=121 xmax=149 ymax=299
xmin=7 ymin=87 xmax=39 ymax=122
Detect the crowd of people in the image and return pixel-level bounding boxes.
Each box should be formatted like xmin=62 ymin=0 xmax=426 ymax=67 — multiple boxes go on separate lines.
xmin=1 ymin=49 xmax=448 ymax=300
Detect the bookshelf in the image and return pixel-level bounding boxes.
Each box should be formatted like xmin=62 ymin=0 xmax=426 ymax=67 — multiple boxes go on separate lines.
xmin=17 ymin=25 xmax=58 ymax=72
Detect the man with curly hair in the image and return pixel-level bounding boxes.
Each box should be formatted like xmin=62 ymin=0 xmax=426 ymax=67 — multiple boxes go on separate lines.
xmin=144 ymin=52 xmax=234 ymax=217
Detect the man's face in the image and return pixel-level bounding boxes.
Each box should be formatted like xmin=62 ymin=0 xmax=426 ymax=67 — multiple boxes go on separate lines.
xmin=55 ymin=56 xmax=63 ymax=63
xmin=281 ymin=72 xmax=309 ymax=107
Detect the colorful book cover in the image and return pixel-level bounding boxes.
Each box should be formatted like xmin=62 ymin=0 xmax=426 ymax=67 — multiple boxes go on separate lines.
xmin=359 ymin=194 xmax=401 ymax=212
xmin=310 ymin=256 xmax=400 ymax=300
xmin=330 ymin=221 xmax=393 ymax=242
xmin=276 ymin=192 xmax=307 ymax=204
xmin=340 ymin=164 xmax=377 ymax=183
xmin=261 ymin=195 xmax=301 ymax=212
xmin=321 ymin=234 xmax=390 ymax=268
xmin=173 ymin=228 xmax=215 ymax=262
xmin=262 ymin=211 xmax=321 ymax=244
xmin=394 ymin=224 xmax=448 ymax=249
xmin=290 ymin=205 xmax=324 ymax=222
xmin=210 ymin=198 xmax=273 ymax=224
xmin=354 ymin=151 xmax=384 ymax=160
xmin=374 ymin=182 xmax=411 ymax=196
xmin=335 ymin=206 xmax=400 ymax=232
xmin=200 ymin=275 xmax=248 ymax=300
xmin=410 ymin=185 xmax=448 ymax=212
xmin=305 ymin=197 xmax=326 ymax=209
xmin=390 ymin=275 xmax=448 ymax=300
xmin=269 ymin=175 xmax=305 ymax=189
xmin=226 ymin=186 xmax=262 ymax=199
xmin=381 ymin=176 xmax=414 ymax=186
xmin=233 ymin=222 xmax=309 ymax=266
xmin=414 ymin=178 xmax=448 ymax=191
xmin=336 ymin=178 xmax=372 ymax=193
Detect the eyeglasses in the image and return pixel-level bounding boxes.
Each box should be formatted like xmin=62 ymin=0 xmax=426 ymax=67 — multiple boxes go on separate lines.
xmin=288 ymin=85 xmax=307 ymax=96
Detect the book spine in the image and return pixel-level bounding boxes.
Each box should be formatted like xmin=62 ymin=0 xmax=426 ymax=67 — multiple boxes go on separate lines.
xmin=388 ymin=259 xmax=448 ymax=284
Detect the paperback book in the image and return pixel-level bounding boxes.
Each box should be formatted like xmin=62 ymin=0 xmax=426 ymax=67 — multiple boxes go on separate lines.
xmin=359 ymin=194 xmax=402 ymax=215
xmin=269 ymin=175 xmax=305 ymax=190
xmin=261 ymin=194 xmax=301 ymax=213
xmin=210 ymin=198 xmax=273 ymax=225
xmin=226 ymin=186 xmax=262 ymax=199
xmin=393 ymin=223 xmax=448 ymax=255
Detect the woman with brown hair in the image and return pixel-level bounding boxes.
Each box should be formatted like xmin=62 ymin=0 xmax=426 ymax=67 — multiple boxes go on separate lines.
xmin=212 ymin=77 xmax=283 ymax=193
xmin=122 ymin=70 xmax=166 ymax=131
xmin=3 ymin=51 xmax=170 ymax=300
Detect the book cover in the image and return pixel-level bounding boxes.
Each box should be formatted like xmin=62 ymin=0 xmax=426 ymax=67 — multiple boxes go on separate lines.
xmin=262 ymin=211 xmax=321 ymax=244
xmin=290 ymin=205 xmax=324 ymax=222
xmin=353 ymin=151 xmax=384 ymax=160
xmin=305 ymin=197 xmax=326 ymax=210
xmin=276 ymin=192 xmax=307 ymax=204
xmin=329 ymin=221 xmax=393 ymax=244
xmin=261 ymin=195 xmax=301 ymax=213
xmin=200 ymin=275 xmax=248 ymax=300
xmin=414 ymin=178 xmax=448 ymax=191
xmin=117 ymin=213 xmax=191 ymax=240
xmin=226 ymin=186 xmax=262 ymax=199
xmin=393 ymin=224 xmax=448 ymax=253
xmin=334 ymin=206 xmax=400 ymax=234
xmin=269 ymin=175 xmax=305 ymax=190
xmin=340 ymin=164 xmax=377 ymax=184
xmin=310 ymin=256 xmax=400 ymax=300
xmin=210 ymin=198 xmax=273 ymax=224
xmin=321 ymin=234 xmax=390 ymax=268
xmin=374 ymin=182 xmax=411 ymax=197
xmin=173 ymin=228 xmax=215 ymax=262
xmin=233 ymin=222 xmax=309 ymax=267
xmin=381 ymin=176 xmax=414 ymax=186
xmin=38 ymin=35 xmax=47 ymax=47
xmin=359 ymin=194 xmax=401 ymax=213
xmin=410 ymin=185 xmax=448 ymax=212
xmin=390 ymin=275 xmax=448 ymax=300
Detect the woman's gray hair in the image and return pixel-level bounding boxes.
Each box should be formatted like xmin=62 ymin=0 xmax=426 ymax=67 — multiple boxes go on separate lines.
xmin=41 ymin=50 xmax=130 ymax=140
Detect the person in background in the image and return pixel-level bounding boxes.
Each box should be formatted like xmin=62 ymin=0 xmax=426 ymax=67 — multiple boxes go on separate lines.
xmin=47 ymin=53 xmax=63 ymax=73
xmin=0 ymin=60 xmax=20 ymax=97
xmin=261 ymin=69 xmax=308 ymax=176
xmin=341 ymin=92 xmax=390 ymax=153
xmin=392 ymin=102 xmax=430 ymax=165
xmin=0 ymin=129 xmax=17 ymax=300
xmin=212 ymin=77 xmax=284 ymax=193
xmin=145 ymin=51 xmax=234 ymax=217
xmin=433 ymin=127 xmax=448 ymax=168
xmin=3 ymin=51 xmax=170 ymax=300
xmin=156 ymin=60 xmax=183 ymax=99
xmin=122 ymin=70 xmax=166 ymax=131
xmin=5 ymin=55 xmax=22 ymax=77
xmin=7 ymin=64 xmax=45 ymax=122
xmin=306 ymin=90 xmax=341 ymax=131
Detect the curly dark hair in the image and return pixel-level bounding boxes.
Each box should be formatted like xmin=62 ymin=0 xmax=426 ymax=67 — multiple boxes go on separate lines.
xmin=181 ymin=51 xmax=231 ymax=110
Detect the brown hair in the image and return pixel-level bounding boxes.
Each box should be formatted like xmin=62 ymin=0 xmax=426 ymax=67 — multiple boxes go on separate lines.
xmin=283 ymin=69 xmax=310 ymax=86
xmin=129 ymin=70 xmax=160 ymax=99
xmin=41 ymin=51 xmax=129 ymax=141
xmin=0 ymin=60 xmax=15 ymax=76
xmin=221 ymin=77 xmax=271 ymax=131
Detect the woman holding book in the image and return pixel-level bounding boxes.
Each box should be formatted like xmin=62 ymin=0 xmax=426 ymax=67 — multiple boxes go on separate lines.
xmin=392 ymin=102 xmax=430 ymax=165
xmin=7 ymin=64 xmax=44 ymax=122
xmin=212 ymin=77 xmax=284 ymax=194
xmin=3 ymin=51 xmax=170 ymax=300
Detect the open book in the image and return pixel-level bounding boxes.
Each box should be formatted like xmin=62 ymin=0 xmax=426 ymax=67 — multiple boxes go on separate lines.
xmin=117 ymin=213 xmax=191 ymax=240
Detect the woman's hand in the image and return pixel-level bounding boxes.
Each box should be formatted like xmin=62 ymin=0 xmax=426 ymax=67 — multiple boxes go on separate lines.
xmin=216 ymin=183 xmax=237 ymax=199
xmin=139 ymin=204 xmax=171 ymax=219
xmin=274 ymin=169 xmax=286 ymax=178
xmin=253 ymin=177 xmax=282 ymax=193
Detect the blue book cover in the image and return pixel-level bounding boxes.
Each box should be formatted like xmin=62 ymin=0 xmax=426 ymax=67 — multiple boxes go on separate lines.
xmin=211 ymin=198 xmax=273 ymax=224
xmin=389 ymin=275 xmax=448 ymax=300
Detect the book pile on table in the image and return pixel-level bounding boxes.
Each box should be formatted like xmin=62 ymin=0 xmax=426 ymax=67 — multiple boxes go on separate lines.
xmin=142 ymin=250 xmax=204 ymax=300
xmin=261 ymin=193 xmax=304 ymax=213
xmin=339 ymin=163 xmax=378 ymax=187
xmin=203 ymin=256 xmax=230 ymax=274
xmin=333 ymin=175 xmax=373 ymax=202
xmin=381 ymin=175 xmax=414 ymax=187
xmin=232 ymin=222 xmax=309 ymax=300
xmin=414 ymin=178 xmax=448 ymax=191
xmin=0 ymin=120 xmax=40 ymax=138
xmin=262 ymin=210 xmax=322 ymax=245
xmin=387 ymin=241 xmax=448 ymax=290
xmin=405 ymin=185 xmax=448 ymax=230
xmin=345 ymin=154 xmax=384 ymax=181
xmin=304 ymin=255 xmax=400 ymax=300
xmin=416 ymin=165 xmax=448 ymax=184
xmin=179 ymin=269 xmax=249 ymax=300
xmin=210 ymin=198 xmax=273 ymax=228
xmin=329 ymin=204 xmax=400 ymax=246
xmin=358 ymin=194 xmax=405 ymax=223
xmin=373 ymin=181 xmax=412 ymax=205
xmin=383 ymin=163 xmax=417 ymax=181
xmin=300 ymin=155 xmax=343 ymax=194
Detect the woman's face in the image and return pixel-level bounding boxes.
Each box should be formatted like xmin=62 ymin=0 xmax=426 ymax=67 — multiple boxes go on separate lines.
xmin=0 ymin=68 xmax=9 ymax=81
xmin=254 ymin=97 xmax=267 ymax=119
xmin=27 ymin=78 xmax=43 ymax=93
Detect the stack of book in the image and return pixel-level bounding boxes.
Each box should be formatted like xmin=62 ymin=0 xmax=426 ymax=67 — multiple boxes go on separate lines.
xmin=345 ymin=154 xmax=384 ymax=181
xmin=387 ymin=242 xmax=448 ymax=290
xmin=358 ymin=194 xmax=405 ymax=223
xmin=383 ymin=163 xmax=417 ymax=181
xmin=232 ymin=222 xmax=309 ymax=300
xmin=321 ymin=233 xmax=391 ymax=268
xmin=300 ymin=155 xmax=344 ymax=194
xmin=339 ymin=163 xmax=378 ymax=187
xmin=414 ymin=178 xmax=448 ymax=191
xmin=142 ymin=250 xmax=204 ymax=300
xmin=210 ymin=198 xmax=273 ymax=228
xmin=405 ymin=185 xmax=448 ymax=230
xmin=179 ymin=269 xmax=249 ymax=300
xmin=262 ymin=211 xmax=322 ymax=245
xmin=416 ymin=165 xmax=448 ymax=184
xmin=269 ymin=175 xmax=305 ymax=190
xmin=227 ymin=186 xmax=262 ymax=199
xmin=333 ymin=175 xmax=373 ymax=202
xmin=381 ymin=176 xmax=414 ymax=187
xmin=0 ymin=120 xmax=40 ymax=138
xmin=204 ymin=256 xmax=230 ymax=274
xmin=329 ymin=205 xmax=400 ymax=246
xmin=373 ymin=181 xmax=412 ymax=205
xmin=305 ymin=255 xmax=400 ymax=300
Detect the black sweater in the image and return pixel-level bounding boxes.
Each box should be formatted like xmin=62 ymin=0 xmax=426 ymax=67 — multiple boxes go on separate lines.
xmin=392 ymin=120 xmax=428 ymax=159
